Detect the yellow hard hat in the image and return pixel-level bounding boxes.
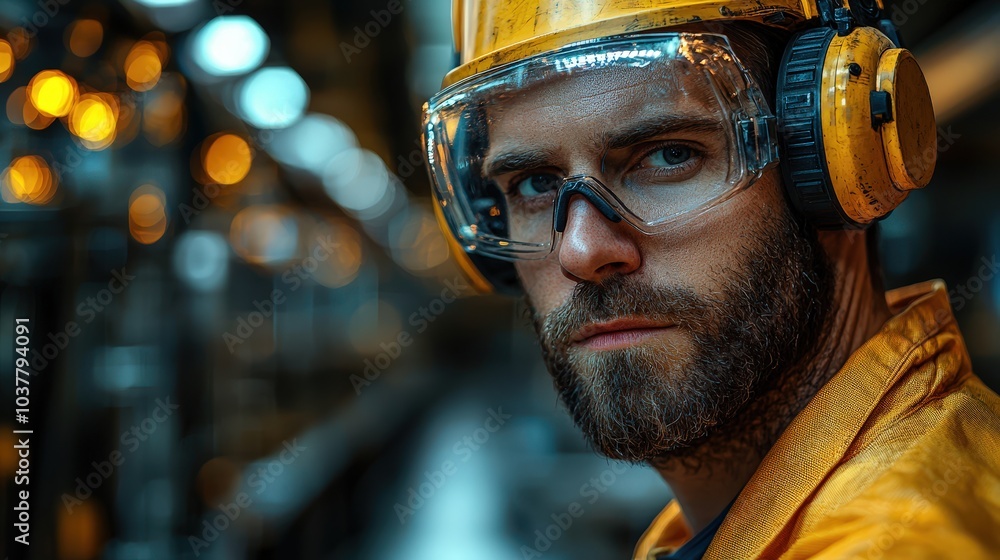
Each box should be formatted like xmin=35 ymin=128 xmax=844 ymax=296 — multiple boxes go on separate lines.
xmin=445 ymin=0 xmax=824 ymax=86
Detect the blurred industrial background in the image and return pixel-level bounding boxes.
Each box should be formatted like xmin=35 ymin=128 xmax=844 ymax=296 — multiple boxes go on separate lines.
xmin=0 ymin=0 xmax=997 ymax=558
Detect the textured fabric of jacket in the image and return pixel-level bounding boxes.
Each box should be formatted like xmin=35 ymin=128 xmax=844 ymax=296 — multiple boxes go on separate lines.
xmin=632 ymin=279 xmax=1000 ymax=560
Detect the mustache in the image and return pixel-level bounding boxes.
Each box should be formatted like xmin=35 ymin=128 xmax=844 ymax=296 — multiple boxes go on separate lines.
xmin=536 ymin=274 xmax=716 ymax=348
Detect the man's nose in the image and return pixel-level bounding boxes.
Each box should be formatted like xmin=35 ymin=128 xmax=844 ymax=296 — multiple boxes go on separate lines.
xmin=557 ymin=195 xmax=641 ymax=284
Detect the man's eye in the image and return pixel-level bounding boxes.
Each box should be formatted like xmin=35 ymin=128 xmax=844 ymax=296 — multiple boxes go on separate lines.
xmin=640 ymin=145 xmax=693 ymax=168
xmin=514 ymin=173 xmax=561 ymax=197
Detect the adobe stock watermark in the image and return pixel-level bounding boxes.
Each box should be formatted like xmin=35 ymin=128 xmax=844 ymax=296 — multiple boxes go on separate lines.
xmin=178 ymin=182 xmax=228 ymax=225
xmin=394 ymin=407 xmax=512 ymax=524
xmin=349 ymin=275 xmax=474 ymax=395
xmin=30 ymin=268 xmax=135 ymax=373
xmin=340 ymin=0 xmax=404 ymax=62
xmin=188 ymin=438 xmax=308 ymax=556
xmin=520 ymin=462 xmax=632 ymax=559
xmin=888 ymin=0 xmax=932 ymax=29
xmin=60 ymin=396 xmax=179 ymax=513
xmin=222 ymin=235 xmax=340 ymax=353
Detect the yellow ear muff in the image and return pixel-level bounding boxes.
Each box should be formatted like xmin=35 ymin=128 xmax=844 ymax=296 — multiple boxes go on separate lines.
xmin=777 ymin=25 xmax=937 ymax=229
xmin=877 ymin=48 xmax=936 ymax=192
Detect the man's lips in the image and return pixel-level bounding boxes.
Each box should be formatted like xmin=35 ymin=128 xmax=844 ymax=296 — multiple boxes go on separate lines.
xmin=571 ymin=318 xmax=676 ymax=350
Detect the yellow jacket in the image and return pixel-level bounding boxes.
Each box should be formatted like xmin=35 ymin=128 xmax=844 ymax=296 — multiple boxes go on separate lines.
xmin=633 ymin=280 xmax=1000 ymax=560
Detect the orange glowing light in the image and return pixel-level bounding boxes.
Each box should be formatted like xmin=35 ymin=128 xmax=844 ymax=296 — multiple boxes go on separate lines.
xmin=3 ymin=156 xmax=58 ymax=205
xmin=57 ymin=499 xmax=104 ymax=560
xmin=69 ymin=93 xmax=117 ymax=150
xmin=128 ymin=185 xmax=168 ymax=244
xmin=27 ymin=70 xmax=77 ymax=118
xmin=0 ymin=40 xmax=14 ymax=83
xmin=66 ymin=19 xmax=104 ymax=58
xmin=6 ymin=86 xmax=26 ymax=126
xmin=124 ymin=41 xmax=163 ymax=92
xmin=312 ymin=219 xmax=363 ymax=288
xmin=229 ymin=206 xmax=299 ymax=265
xmin=203 ymin=134 xmax=252 ymax=185
xmin=23 ymin=95 xmax=55 ymax=130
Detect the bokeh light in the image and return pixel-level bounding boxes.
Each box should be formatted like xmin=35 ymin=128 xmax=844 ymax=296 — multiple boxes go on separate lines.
xmin=235 ymin=66 xmax=308 ymax=129
xmin=311 ymin=219 xmax=364 ymax=289
xmin=267 ymin=113 xmax=357 ymax=175
xmin=57 ymin=499 xmax=104 ymax=560
xmin=23 ymin=94 xmax=55 ymax=130
xmin=202 ymin=133 xmax=252 ymax=185
xmin=27 ymin=70 xmax=78 ymax=118
xmin=173 ymin=231 xmax=230 ymax=292
xmin=66 ymin=19 xmax=104 ymax=58
xmin=68 ymin=93 xmax=118 ymax=150
xmin=322 ymin=149 xmax=393 ymax=216
xmin=6 ymin=86 xmax=27 ymax=126
xmin=2 ymin=156 xmax=58 ymax=205
xmin=191 ymin=16 xmax=269 ymax=77
xmin=125 ymin=40 xmax=165 ymax=91
xmin=128 ymin=184 xmax=169 ymax=244
xmin=229 ymin=205 xmax=299 ymax=266
xmin=0 ymin=39 xmax=14 ymax=82
xmin=389 ymin=206 xmax=451 ymax=273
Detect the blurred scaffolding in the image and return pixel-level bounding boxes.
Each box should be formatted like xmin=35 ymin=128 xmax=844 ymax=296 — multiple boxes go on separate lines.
xmin=0 ymin=1 xmax=997 ymax=559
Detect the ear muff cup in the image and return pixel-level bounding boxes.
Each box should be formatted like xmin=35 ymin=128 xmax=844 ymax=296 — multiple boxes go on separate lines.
xmin=776 ymin=27 xmax=849 ymax=228
xmin=776 ymin=25 xmax=936 ymax=229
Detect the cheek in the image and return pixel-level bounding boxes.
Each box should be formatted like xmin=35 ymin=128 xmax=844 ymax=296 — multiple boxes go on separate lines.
xmin=515 ymin=255 xmax=574 ymax=318
xmin=637 ymin=172 xmax=786 ymax=293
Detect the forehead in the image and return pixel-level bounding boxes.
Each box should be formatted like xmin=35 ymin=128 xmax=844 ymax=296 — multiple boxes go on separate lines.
xmin=485 ymin=63 xmax=724 ymax=158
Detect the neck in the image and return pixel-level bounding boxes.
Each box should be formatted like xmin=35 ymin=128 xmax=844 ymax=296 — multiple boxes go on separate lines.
xmin=649 ymin=237 xmax=892 ymax=533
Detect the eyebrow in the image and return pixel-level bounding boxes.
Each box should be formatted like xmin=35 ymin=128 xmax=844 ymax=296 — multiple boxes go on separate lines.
xmin=483 ymin=114 xmax=724 ymax=178
xmin=484 ymin=147 xmax=559 ymax=178
xmin=597 ymin=114 xmax=725 ymax=151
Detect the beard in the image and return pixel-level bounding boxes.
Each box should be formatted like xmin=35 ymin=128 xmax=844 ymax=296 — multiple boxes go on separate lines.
xmin=531 ymin=205 xmax=835 ymax=463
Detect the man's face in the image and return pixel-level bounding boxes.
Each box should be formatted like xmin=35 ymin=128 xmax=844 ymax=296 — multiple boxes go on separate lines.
xmin=485 ymin=54 xmax=836 ymax=462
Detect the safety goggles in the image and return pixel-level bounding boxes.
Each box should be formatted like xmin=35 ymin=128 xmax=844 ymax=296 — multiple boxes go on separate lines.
xmin=423 ymin=33 xmax=779 ymax=261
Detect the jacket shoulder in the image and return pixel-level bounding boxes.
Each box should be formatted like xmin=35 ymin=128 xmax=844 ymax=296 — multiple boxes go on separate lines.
xmin=782 ymin=376 xmax=1000 ymax=559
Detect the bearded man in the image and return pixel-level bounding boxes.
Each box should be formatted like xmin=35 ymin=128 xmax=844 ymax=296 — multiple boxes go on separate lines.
xmin=421 ymin=1 xmax=1000 ymax=558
